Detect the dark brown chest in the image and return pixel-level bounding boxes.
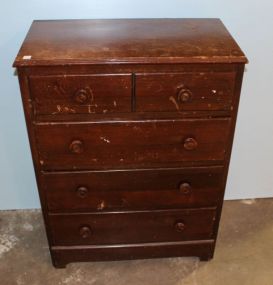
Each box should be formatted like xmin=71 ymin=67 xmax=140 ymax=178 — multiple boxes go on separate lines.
xmin=14 ymin=19 xmax=247 ymax=268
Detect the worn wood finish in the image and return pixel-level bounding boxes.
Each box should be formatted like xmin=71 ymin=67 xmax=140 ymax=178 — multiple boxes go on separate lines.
xmin=136 ymin=72 xmax=236 ymax=112
xmin=21 ymin=63 xmax=239 ymax=77
xmin=14 ymin=19 xmax=247 ymax=267
xmin=35 ymin=118 xmax=231 ymax=170
xmin=13 ymin=19 xmax=247 ymax=66
xmin=49 ymin=208 xmax=216 ymax=245
xmin=29 ymin=74 xmax=132 ymax=116
xmin=42 ymin=166 xmax=223 ymax=212
xmin=51 ymin=240 xmax=215 ymax=268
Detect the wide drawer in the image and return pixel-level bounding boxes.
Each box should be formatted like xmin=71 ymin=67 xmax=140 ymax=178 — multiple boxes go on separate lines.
xmin=48 ymin=208 xmax=216 ymax=245
xmin=42 ymin=166 xmax=223 ymax=212
xmin=135 ymin=72 xmax=236 ymax=112
xmin=35 ymin=118 xmax=231 ymax=170
xmin=28 ymin=74 xmax=132 ymax=116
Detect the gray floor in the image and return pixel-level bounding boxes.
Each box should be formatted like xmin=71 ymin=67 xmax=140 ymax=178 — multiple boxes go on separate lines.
xmin=0 ymin=198 xmax=272 ymax=285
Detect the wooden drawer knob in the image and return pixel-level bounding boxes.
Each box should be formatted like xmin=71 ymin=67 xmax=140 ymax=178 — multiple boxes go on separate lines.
xmin=69 ymin=140 xmax=84 ymax=154
xmin=183 ymin=137 xmax=198 ymax=151
xmin=74 ymin=88 xmax=91 ymax=104
xmin=174 ymin=221 xmax=186 ymax=232
xmin=177 ymin=88 xmax=192 ymax=103
xmin=76 ymin=186 xmax=89 ymax=198
xmin=179 ymin=182 xmax=192 ymax=194
xmin=79 ymin=226 xmax=92 ymax=239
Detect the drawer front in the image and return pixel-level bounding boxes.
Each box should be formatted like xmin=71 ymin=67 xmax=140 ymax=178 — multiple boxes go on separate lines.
xmin=49 ymin=209 xmax=216 ymax=245
xmin=29 ymin=74 xmax=132 ymax=115
xmin=35 ymin=118 xmax=231 ymax=170
xmin=136 ymin=72 xmax=235 ymax=112
xmin=43 ymin=166 xmax=224 ymax=212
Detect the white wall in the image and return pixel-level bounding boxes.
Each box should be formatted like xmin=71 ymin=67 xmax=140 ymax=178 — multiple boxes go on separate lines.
xmin=1 ymin=0 xmax=273 ymax=209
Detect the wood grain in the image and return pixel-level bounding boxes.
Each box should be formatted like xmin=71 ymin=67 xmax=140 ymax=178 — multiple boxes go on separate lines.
xmin=136 ymin=72 xmax=236 ymax=112
xmin=48 ymin=208 xmax=216 ymax=245
xmin=13 ymin=19 xmax=247 ymax=267
xmin=42 ymin=166 xmax=224 ymax=212
xmin=29 ymin=74 xmax=132 ymax=115
xmin=13 ymin=19 xmax=247 ymax=66
xmin=35 ymin=118 xmax=231 ymax=170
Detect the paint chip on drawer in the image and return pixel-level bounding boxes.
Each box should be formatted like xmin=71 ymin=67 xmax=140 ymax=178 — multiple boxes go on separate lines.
xmin=23 ymin=55 xmax=32 ymax=60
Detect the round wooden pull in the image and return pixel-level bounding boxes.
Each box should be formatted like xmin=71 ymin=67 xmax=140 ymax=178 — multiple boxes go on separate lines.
xmin=79 ymin=226 xmax=92 ymax=239
xmin=69 ymin=140 xmax=84 ymax=154
xmin=177 ymin=88 xmax=192 ymax=103
xmin=73 ymin=88 xmax=90 ymax=104
xmin=76 ymin=186 xmax=89 ymax=198
xmin=179 ymin=182 xmax=192 ymax=194
xmin=174 ymin=221 xmax=186 ymax=232
xmin=183 ymin=137 xmax=198 ymax=151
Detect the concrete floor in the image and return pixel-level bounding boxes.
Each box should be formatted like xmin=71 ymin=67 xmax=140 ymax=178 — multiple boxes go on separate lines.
xmin=0 ymin=199 xmax=272 ymax=285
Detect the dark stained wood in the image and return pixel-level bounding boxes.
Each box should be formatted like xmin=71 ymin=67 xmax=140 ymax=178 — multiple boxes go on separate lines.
xmin=35 ymin=110 xmax=232 ymax=123
xmin=136 ymin=72 xmax=236 ymax=112
xmin=13 ymin=19 xmax=247 ymax=67
xmin=35 ymin=118 xmax=231 ymax=170
xmin=29 ymin=74 xmax=132 ymax=116
xmin=42 ymin=166 xmax=224 ymax=212
xmin=51 ymin=240 xmax=214 ymax=268
xmin=22 ymin=63 xmax=238 ymax=76
xmin=48 ymin=208 xmax=216 ymax=245
xmin=210 ymin=64 xmax=246 ymax=246
xmin=14 ymin=19 xmax=247 ymax=267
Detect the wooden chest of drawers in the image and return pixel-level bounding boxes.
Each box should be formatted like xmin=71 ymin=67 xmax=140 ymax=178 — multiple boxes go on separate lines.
xmin=13 ymin=19 xmax=247 ymax=268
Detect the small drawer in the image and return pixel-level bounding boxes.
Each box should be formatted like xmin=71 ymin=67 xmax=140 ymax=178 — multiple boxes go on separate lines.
xmin=43 ymin=166 xmax=223 ymax=212
xmin=35 ymin=118 xmax=231 ymax=171
xmin=29 ymin=74 xmax=132 ymax=116
xmin=48 ymin=208 xmax=216 ymax=245
xmin=135 ymin=72 xmax=236 ymax=112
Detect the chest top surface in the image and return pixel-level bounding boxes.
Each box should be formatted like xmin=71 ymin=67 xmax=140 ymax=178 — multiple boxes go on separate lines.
xmin=13 ymin=18 xmax=247 ymax=67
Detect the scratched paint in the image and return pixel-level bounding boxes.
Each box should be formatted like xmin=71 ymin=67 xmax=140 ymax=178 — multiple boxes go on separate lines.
xmin=97 ymin=201 xmax=106 ymax=210
xmin=169 ymin=96 xmax=180 ymax=110
xmin=100 ymin=136 xmax=111 ymax=144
